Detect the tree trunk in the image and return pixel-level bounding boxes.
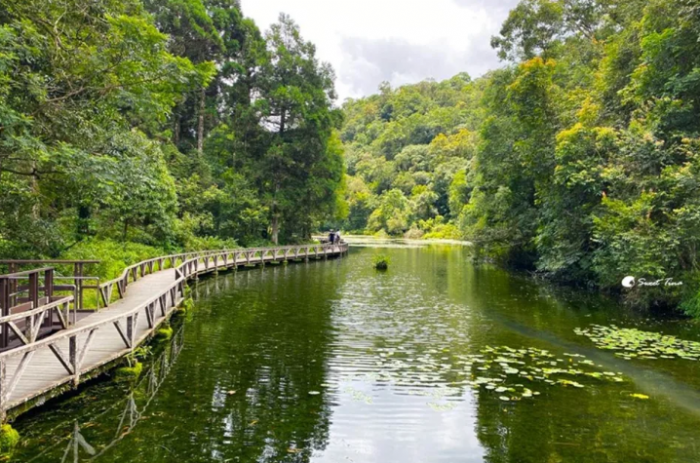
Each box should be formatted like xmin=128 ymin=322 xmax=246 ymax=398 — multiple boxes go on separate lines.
xmin=197 ymin=86 xmax=205 ymax=156
xmin=271 ymin=183 xmax=280 ymax=244
xmin=271 ymin=214 xmax=279 ymax=245
xmin=31 ymin=162 xmax=39 ymax=220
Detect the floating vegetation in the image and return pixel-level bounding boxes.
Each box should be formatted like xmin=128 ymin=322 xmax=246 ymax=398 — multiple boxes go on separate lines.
xmin=372 ymin=254 xmax=390 ymax=270
xmin=0 ymin=424 xmax=20 ymax=454
xmin=336 ymin=344 xmax=628 ymax=408
xmin=575 ymin=325 xmax=700 ymax=361
xmin=343 ymin=386 xmax=373 ymax=404
xmin=461 ymin=346 xmax=624 ymax=402
xmin=630 ymin=393 xmax=650 ymax=400
xmin=428 ymin=401 xmax=457 ymax=411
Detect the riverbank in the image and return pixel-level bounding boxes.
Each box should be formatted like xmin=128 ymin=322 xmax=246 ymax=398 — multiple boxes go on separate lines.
xmin=341 ymin=234 xmax=472 ymax=247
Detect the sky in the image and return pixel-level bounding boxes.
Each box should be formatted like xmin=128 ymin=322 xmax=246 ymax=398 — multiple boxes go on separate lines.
xmin=241 ymin=0 xmax=520 ymax=102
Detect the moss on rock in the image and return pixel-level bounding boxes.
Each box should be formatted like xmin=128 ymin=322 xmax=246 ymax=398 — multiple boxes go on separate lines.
xmin=155 ymin=326 xmax=173 ymax=341
xmin=115 ymin=361 xmax=143 ymax=381
xmin=0 ymin=424 xmax=20 ymax=453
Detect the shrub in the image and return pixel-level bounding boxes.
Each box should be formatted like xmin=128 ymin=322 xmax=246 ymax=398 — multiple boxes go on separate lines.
xmin=155 ymin=325 xmax=173 ymax=341
xmin=115 ymin=361 xmax=143 ymax=381
xmin=373 ymin=254 xmax=390 ymax=270
xmin=404 ymin=228 xmax=424 ymax=240
xmin=0 ymin=424 xmax=19 ymax=454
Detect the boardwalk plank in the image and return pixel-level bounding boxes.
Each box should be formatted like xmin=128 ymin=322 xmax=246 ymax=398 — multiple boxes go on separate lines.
xmin=0 ymin=244 xmax=347 ymax=418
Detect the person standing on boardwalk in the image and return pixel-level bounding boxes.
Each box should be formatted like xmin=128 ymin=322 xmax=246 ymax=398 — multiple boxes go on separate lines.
xmin=328 ymin=229 xmax=336 ymax=244
xmin=335 ymin=231 xmax=341 ymax=244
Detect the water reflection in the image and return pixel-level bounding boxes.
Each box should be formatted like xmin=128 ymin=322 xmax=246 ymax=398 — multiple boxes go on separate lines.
xmin=18 ymin=325 xmax=186 ymax=462
xmin=11 ymin=247 xmax=700 ymax=463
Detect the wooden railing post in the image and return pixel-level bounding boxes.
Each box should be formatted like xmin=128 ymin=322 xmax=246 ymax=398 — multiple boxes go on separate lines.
xmin=69 ymin=336 xmax=77 ymax=386
xmin=0 ymin=358 xmax=6 ymax=422
xmin=0 ymin=278 xmax=8 ymax=349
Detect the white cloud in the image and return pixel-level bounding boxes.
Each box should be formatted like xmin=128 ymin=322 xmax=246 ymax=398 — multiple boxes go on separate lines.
xmin=241 ymin=0 xmax=517 ymax=101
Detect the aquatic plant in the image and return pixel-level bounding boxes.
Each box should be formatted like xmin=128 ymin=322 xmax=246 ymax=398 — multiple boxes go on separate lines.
xmin=156 ymin=325 xmax=174 ymax=341
xmin=331 ymin=344 xmax=631 ymax=407
xmin=115 ymin=361 xmax=143 ymax=381
xmin=575 ymin=325 xmax=700 ymax=360
xmin=0 ymin=424 xmax=19 ymax=454
xmin=373 ymin=254 xmax=390 ymax=270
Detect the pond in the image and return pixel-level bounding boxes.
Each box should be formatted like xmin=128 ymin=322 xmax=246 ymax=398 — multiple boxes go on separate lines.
xmin=11 ymin=243 xmax=700 ymax=462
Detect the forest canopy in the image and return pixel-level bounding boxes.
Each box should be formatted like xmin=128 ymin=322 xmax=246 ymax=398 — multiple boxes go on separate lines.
xmin=1 ymin=0 xmax=699 ymax=315
xmin=0 ymin=0 xmax=344 ymax=260
xmin=338 ymin=0 xmax=700 ymax=314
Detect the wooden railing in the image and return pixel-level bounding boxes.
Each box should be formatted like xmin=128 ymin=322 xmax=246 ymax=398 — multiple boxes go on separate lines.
xmin=0 ymin=243 xmax=348 ymax=420
xmin=97 ymin=250 xmax=227 ymax=308
xmin=0 ymin=260 xmax=100 ymax=312
xmin=0 ymin=267 xmax=77 ymax=349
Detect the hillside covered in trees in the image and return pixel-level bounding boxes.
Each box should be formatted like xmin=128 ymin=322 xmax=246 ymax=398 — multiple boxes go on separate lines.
xmin=340 ymin=0 xmax=700 ymax=314
xmin=0 ymin=0 xmax=344 ymax=265
xmin=1 ymin=0 xmax=699 ymax=315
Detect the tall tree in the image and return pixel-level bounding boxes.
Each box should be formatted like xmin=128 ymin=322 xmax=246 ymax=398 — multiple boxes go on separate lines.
xmin=255 ymin=14 xmax=341 ymax=243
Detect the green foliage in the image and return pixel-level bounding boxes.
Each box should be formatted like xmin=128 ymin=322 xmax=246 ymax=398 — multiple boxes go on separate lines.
xmin=0 ymin=0 xmax=343 ymax=260
xmin=115 ymin=361 xmax=143 ymax=381
xmin=343 ymin=0 xmax=700 ymax=313
xmin=373 ymin=254 xmax=390 ymax=270
xmin=340 ymin=77 xmax=476 ymax=237
xmin=0 ymin=424 xmax=19 ymax=454
xmin=59 ymin=239 xmax=164 ymax=280
xmin=155 ymin=325 xmax=174 ymax=341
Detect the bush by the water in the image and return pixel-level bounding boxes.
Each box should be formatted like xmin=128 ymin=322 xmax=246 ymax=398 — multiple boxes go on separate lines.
xmin=373 ymin=255 xmax=390 ymax=270
xmin=0 ymin=424 xmax=19 ymax=454
xmin=115 ymin=361 xmax=143 ymax=381
xmin=155 ymin=325 xmax=173 ymax=341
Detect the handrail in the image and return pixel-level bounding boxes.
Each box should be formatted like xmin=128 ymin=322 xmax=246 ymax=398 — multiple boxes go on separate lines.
xmin=0 ymin=267 xmax=59 ymax=348
xmin=0 ymin=280 xmax=183 ymax=360
xmin=0 ymin=245 xmax=337 ymax=357
xmin=0 ymin=243 xmax=349 ymax=420
xmin=0 ymin=296 xmax=73 ymax=324
xmin=0 ymin=267 xmax=55 ymax=278
xmin=97 ymin=249 xmax=237 ymax=308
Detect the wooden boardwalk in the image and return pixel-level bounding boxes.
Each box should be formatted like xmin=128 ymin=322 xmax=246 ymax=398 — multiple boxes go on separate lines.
xmin=0 ymin=244 xmax=348 ymax=420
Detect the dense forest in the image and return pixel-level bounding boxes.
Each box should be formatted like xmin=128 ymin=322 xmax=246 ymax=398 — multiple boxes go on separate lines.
xmin=340 ymin=0 xmax=700 ymax=314
xmin=0 ymin=0 xmax=344 ymax=266
xmin=1 ymin=0 xmax=699 ymax=315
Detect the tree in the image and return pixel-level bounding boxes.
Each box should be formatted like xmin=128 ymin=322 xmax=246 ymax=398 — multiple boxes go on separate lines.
xmin=255 ymin=14 xmax=341 ymax=243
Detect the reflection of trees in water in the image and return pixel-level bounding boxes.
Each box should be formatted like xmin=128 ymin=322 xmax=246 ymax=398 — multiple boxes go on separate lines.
xmin=471 ymin=381 xmax=700 ymax=463
xmin=16 ymin=260 xmax=344 ymax=463
xmin=169 ymin=263 xmax=343 ymax=462
xmin=17 ymin=326 xmax=186 ymax=463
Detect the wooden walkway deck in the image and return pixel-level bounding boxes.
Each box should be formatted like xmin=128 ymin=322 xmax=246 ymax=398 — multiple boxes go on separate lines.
xmin=0 ymin=243 xmax=348 ymax=420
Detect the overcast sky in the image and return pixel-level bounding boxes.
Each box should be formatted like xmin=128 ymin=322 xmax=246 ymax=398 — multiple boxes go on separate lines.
xmin=241 ymin=0 xmax=519 ymax=102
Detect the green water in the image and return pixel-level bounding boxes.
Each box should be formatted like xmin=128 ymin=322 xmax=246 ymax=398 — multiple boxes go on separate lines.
xmin=11 ymin=244 xmax=700 ymax=462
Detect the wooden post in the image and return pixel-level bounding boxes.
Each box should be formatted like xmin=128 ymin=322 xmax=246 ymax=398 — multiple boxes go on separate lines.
xmin=8 ymin=263 xmax=16 ymax=309
xmin=0 ymin=358 xmax=6 ymax=422
xmin=29 ymin=272 xmax=39 ymax=310
xmin=69 ymin=336 xmax=77 ymax=386
xmin=0 ymin=279 xmax=8 ymax=349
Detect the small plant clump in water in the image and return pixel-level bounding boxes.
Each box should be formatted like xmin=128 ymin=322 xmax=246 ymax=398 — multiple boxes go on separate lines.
xmin=0 ymin=424 xmax=19 ymax=454
xmin=575 ymin=324 xmax=700 ymax=360
xmin=373 ymin=254 xmax=390 ymax=270
xmin=115 ymin=361 xmax=143 ymax=381
xmin=156 ymin=325 xmax=173 ymax=341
